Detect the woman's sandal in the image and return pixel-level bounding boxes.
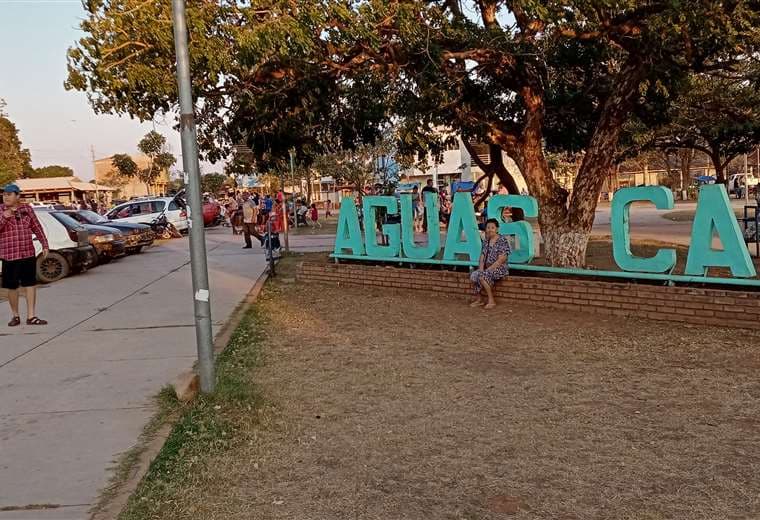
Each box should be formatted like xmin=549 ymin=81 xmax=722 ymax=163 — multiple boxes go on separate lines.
xmin=484 ymin=303 xmax=497 ymax=310
xmin=470 ymin=301 xmax=484 ymax=307
xmin=8 ymin=316 xmax=21 ymax=327
xmin=26 ymin=317 xmax=48 ymax=326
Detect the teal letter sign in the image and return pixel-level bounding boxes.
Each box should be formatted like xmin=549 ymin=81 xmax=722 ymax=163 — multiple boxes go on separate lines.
xmin=399 ymin=193 xmax=439 ymax=259
xmin=611 ymin=186 xmax=676 ymax=273
xmin=334 ymin=197 xmax=365 ymax=256
xmin=685 ymin=184 xmax=756 ymax=277
xmin=443 ymin=192 xmax=481 ymax=263
xmin=363 ymin=196 xmax=401 ymax=258
xmin=486 ymin=194 xmax=538 ymax=264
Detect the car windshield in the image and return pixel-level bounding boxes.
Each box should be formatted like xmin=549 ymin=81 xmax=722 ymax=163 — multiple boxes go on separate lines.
xmin=78 ymin=210 xmax=108 ymax=224
xmin=51 ymin=212 xmax=85 ymax=229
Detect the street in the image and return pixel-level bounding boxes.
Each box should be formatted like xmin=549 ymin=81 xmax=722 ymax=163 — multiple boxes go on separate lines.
xmin=0 ymin=229 xmax=272 ymax=519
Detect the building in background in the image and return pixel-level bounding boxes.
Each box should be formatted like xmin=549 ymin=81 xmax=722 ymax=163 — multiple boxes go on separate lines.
xmin=14 ymin=177 xmax=115 ymax=205
xmin=399 ymin=137 xmax=527 ymax=194
xmin=94 ymin=155 xmax=170 ymax=199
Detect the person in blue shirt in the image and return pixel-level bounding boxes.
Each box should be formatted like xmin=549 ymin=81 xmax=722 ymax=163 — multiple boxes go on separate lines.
xmin=263 ymin=194 xmax=273 ymax=216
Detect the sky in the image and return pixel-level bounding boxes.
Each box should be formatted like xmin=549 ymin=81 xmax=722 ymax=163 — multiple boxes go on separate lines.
xmin=0 ymin=0 xmax=216 ymax=180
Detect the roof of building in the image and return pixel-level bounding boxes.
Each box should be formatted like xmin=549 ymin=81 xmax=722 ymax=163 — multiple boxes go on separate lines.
xmin=14 ymin=177 xmax=115 ymax=192
xmin=70 ymin=181 xmax=115 ymax=192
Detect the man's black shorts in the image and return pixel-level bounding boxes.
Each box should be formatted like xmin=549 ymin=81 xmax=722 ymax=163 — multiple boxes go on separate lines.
xmin=1 ymin=257 xmax=37 ymax=290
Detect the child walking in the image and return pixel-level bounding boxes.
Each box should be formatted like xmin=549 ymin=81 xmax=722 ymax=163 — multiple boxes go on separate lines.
xmin=309 ymin=203 xmax=322 ymax=231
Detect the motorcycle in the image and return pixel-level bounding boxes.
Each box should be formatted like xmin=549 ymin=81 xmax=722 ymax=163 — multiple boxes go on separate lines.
xmin=149 ymin=214 xmax=181 ymax=239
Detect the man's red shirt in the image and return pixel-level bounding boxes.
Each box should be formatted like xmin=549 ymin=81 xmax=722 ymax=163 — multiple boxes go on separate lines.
xmin=0 ymin=204 xmax=49 ymax=261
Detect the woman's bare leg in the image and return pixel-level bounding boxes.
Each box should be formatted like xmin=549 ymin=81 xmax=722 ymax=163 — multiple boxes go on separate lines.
xmin=482 ymin=279 xmax=496 ymax=308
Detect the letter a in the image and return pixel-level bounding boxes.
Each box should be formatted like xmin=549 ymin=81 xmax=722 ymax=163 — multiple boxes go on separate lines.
xmin=443 ymin=192 xmax=481 ymax=264
xmin=334 ymin=197 xmax=365 ymax=256
xmin=685 ymin=184 xmax=756 ymax=277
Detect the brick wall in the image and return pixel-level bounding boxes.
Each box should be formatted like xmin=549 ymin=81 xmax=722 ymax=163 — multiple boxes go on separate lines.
xmin=297 ymin=261 xmax=760 ymax=329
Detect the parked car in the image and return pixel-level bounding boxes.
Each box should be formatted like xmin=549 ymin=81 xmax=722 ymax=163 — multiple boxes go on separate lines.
xmin=50 ymin=212 xmax=126 ymax=264
xmin=0 ymin=210 xmax=97 ymax=284
xmin=28 ymin=201 xmax=68 ymax=210
xmin=202 ymin=199 xmax=222 ymax=226
xmin=59 ymin=210 xmax=154 ymax=254
xmin=105 ymin=197 xmax=189 ymax=233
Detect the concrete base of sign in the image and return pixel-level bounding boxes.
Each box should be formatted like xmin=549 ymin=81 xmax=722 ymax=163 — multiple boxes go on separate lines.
xmin=298 ymin=261 xmax=760 ymax=330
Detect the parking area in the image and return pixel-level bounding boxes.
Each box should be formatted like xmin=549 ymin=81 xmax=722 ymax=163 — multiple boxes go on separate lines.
xmin=0 ymin=228 xmax=270 ymax=519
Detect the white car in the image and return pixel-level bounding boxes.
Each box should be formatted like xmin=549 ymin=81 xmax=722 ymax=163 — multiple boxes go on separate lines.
xmin=0 ymin=210 xmax=97 ymax=283
xmin=105 ymin=197 xmax=189 ymax=232
xmin=729 ymin=173 xmax=759 ymax=197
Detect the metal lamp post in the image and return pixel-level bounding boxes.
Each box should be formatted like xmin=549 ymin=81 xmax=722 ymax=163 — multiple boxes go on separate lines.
xmin=171 ymin=0 xmax=215 ymax=393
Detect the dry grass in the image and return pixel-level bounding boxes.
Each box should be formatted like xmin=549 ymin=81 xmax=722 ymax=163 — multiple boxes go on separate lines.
xmin=123 ymin=254 xmax=760 ymax=520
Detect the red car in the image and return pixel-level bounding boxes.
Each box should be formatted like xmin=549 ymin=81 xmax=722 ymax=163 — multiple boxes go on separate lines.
xmin=202 ymin=200 xmax=221 ymax=226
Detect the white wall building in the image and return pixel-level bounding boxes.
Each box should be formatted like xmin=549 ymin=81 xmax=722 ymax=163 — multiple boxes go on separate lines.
xmin=399 ymin=137 xmax=527 ymax=194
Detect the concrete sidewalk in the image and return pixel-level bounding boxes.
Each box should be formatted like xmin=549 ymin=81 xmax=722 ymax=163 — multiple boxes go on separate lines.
xmin=0 ymin=229 xmax=277 ymax=519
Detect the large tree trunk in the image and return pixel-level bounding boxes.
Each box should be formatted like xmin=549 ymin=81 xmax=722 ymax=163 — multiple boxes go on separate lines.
xmin=490 ymin=59 xmax=645 ymax=267
xmin=680 ymin=149 xmax=694 ymax=191
xmin=463 ymin=140 xmax=526 ymax=220
xmin=710 ymin=152 xmax=727 ymax=185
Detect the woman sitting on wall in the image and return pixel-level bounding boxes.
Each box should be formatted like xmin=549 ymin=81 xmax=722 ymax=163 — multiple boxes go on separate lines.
xmin=470 ymin=218 xmax=511 ymax=310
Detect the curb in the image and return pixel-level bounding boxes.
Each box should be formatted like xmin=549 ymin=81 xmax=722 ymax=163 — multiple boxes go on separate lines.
xmin=90 ymin=267 xmax=272 ymax=520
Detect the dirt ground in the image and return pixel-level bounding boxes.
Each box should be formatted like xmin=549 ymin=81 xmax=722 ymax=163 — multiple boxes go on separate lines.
xmin=158 ymin=257 xmax=760 ymax=520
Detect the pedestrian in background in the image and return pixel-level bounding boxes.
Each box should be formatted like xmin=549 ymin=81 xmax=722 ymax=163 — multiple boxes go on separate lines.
xmin=421 ymin=178 xmax=438 ymax=233
xmin=241 ymin=192 xmax=263 ymax=249
xmin=309 ymin=203 xmax=322 ymax=231
xmin=0 ymin=184 xmax=49 ymax=326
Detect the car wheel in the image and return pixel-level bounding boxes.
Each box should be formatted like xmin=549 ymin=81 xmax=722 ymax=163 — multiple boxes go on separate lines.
xmin=37 ymin=252 xmax=70 ymax=283
xmin=132 ymin=246 xmax=143 ymax=254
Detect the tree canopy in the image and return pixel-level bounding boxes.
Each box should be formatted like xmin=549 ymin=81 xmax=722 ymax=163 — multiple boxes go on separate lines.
xmin=27 ymin=165 xmax=75 ymax=178
xmin=626 ymin=72 xmax=760 ymax=183
xmin=0 ymin=100 xmax=32 ymax=186
xmin=67 ymin=0 xmax=760 ymax=265
xmin=111 ymin=131 xmax=176 ymax=195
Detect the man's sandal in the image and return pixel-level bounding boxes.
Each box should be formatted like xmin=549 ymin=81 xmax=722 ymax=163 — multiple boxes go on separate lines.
xmin=26 ymin=317 xmax=48 ymax=326
xmin=8 ymin=317 xmax=20 ymax=327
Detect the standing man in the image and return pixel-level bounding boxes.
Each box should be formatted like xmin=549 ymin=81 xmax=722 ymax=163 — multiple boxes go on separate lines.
xmin=421 ymin=178 xmax=438 ymax=233
xmin=1 ymin=184 xmax=49 ymax=326
xmin=240 ymin=191 xmax=263 ymax=249
xmin=263 ymin=193 xmax=273 ymax=219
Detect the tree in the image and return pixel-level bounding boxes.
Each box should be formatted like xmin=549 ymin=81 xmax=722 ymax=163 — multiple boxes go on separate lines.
xmin=111 ymin=153 xmax=139 ymax=184
xmin=137 ymin=131 xmax=176 ymax=194
xmin=629 ymin=73 xmax=760 ymax=184
xmin=27 ymin=165 xmax=75 ymax=178
xmin=67 ymin=0 xmax=760 ymax=266
xmin=0 ymin=100 xmax=32 ymax=186
xmin=200 ymin=173 xmax=228 ymax=195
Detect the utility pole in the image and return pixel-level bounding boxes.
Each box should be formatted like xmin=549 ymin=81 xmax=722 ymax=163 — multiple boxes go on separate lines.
xmin=281 ymin=155 xmax=290 ymax=252
xmin=171 ymin=0 xmax=215 ymax=393
xmin=290 ymin=149 xmax=298 ymax=228
xmin=745 ymin=153 xmax=750 ymax=204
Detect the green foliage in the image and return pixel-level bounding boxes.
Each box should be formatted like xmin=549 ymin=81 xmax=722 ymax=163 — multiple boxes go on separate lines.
xmin=66 ymin=0 xmax=760 ymax=263
xmin=0 ymin=105 xmax=32 ymax=186
xmin=28 ymin=165 xmax=75 ymax=178
xmin=200 ymin=173 xmax=228 ymax=195
xmin=111 ymin=153 xmax=138 ymax=178
xmin=137 ymin=130 xmax=176 ymax=186
xmin=627 ymin=72 xmax=760 ymax=181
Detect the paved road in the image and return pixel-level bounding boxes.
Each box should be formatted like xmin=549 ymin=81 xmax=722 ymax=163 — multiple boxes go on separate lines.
xmin=0 ymin=228 xmax=273 ymax=519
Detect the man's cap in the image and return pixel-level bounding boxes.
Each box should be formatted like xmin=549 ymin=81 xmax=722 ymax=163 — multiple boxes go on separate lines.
xmin=2 ymin=184 xmax=20 ymax=194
